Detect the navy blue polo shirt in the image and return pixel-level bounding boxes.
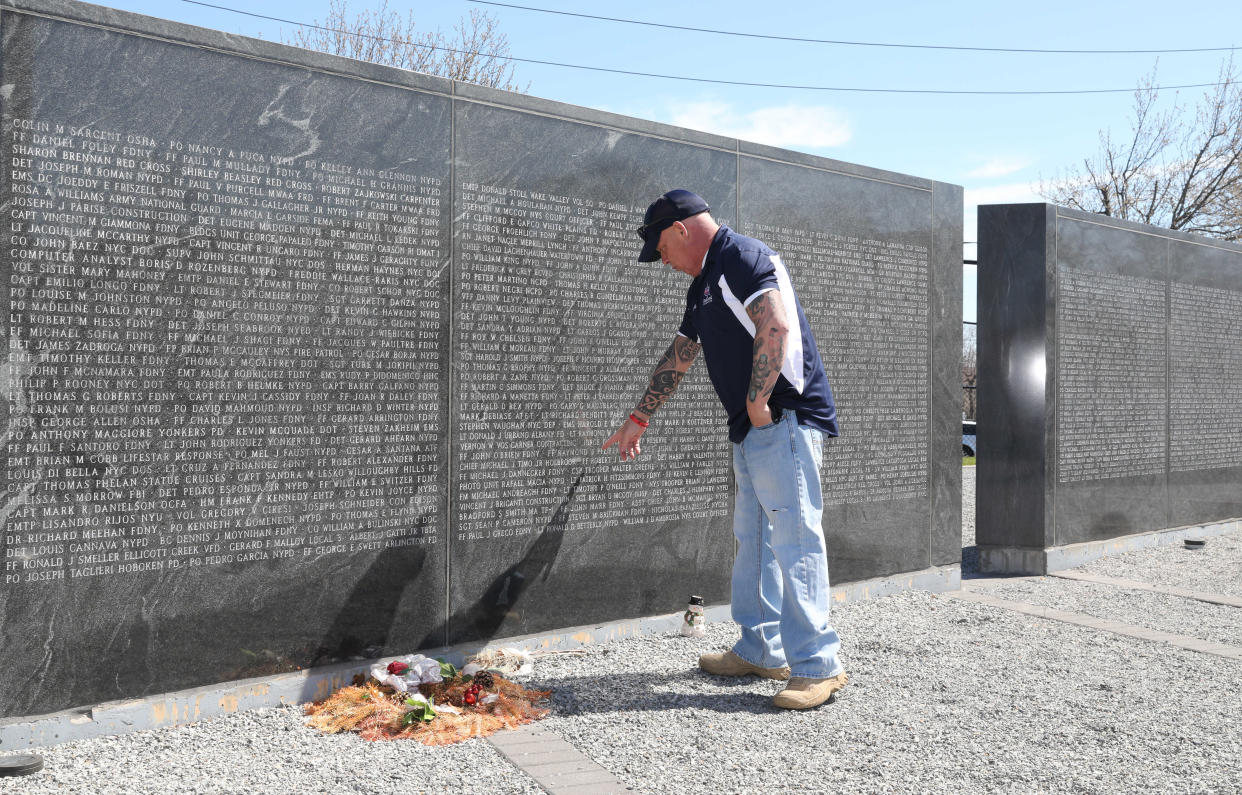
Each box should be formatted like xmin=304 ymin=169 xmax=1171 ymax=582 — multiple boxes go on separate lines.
xmin=678 ymin=225 xmax=838 ymax=444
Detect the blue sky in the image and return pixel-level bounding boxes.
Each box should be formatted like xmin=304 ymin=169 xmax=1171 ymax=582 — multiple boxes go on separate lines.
xmin=97 ymin=1 xmax=1242 ymax=321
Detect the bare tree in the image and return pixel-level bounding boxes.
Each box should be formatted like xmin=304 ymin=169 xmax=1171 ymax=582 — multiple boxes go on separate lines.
xmin=284 ymin=0 xmax=525 ymax=92
xmin=1040 ymin=61 xmax=1242 ymax=241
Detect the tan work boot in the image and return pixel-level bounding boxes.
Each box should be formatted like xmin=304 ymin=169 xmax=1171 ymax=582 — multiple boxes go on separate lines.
xmin=698 ymin=650 xmax=790 ymax=680
xmin=771 ymin=673 xmax=849 ymax=709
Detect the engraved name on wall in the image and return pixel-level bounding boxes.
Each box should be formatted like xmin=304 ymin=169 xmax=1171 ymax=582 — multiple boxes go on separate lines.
xmin=453 ymin=183 xmax=730 ymax=543
xmin=1170 ymin=280 xmax=1242 ymax=471
xmin=1055 ymin=266 xmax=1166 ymax=483
xmin=3 ymin=116 xmax=446 ymax=586
xmin=750 ymin=222 xmax=930 ymax=505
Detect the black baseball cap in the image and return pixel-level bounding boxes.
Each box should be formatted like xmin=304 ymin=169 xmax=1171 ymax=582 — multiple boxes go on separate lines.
xmin=636 ymin=189 xmax=710 ymax=262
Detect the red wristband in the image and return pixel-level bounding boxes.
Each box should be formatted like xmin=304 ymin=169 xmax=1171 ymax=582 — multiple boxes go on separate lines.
xmin=629 ymin=413 xmax=649 ymax=428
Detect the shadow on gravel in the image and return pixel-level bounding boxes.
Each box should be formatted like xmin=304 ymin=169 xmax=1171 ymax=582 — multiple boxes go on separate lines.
xmin=529 ymin=667 xmax=824 ymax=716
xmin=961 ymin=544 xmax=980 ymax=578
xmin=960 ymin=545 xmax=1028 ymax=581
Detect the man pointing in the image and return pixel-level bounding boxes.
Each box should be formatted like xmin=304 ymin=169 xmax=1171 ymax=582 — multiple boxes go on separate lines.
xmin=602 ymin=189 xmax=847 ymax=710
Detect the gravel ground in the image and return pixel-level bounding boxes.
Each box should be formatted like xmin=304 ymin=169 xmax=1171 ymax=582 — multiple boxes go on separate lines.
xmin=4 ymin=465 xmax=1239 ymax=794
xmin=967 ymin=575 xmax=1242 ymax=647
xmin=6 ymin=582 xmax=1239 ymax=794
xmin=1075 ymin=531 xmax=1242 ymax=599
xmin=0 ymin=706 xmax=544 ymax=795
xmin=528 ymin=587 xmax=1241 ymax=794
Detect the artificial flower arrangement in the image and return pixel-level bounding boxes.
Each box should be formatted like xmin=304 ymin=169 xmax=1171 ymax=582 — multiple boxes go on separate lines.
xmin=305 ymin=653 xmax=550 ymax=745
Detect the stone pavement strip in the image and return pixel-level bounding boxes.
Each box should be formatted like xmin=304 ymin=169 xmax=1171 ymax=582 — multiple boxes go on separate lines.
xmin=487 ymin=723 xmax=632 ymax=794
xmin=951 ymin=585 xmax=1242 ymax=661
xmin=1051 ymin=570 xmax=1242 ymax=608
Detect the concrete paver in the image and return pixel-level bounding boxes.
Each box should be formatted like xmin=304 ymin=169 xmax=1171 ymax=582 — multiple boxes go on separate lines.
xmin=1052 ymin=570 xmax=1242 ymax=608
xmin=489 ymin=723 xmax=629 ymax=795
xmin=951 ymin=586 xmax=1242 ymax=661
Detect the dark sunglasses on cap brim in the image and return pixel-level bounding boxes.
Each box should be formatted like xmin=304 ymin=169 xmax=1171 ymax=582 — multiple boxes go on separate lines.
xmin=636 ymin=209 xmax=706 ymax=241
xmin=636 ymin=219 xmax=670 ymax=241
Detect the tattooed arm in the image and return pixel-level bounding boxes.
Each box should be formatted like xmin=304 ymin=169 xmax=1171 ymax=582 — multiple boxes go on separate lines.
xmin=744 ymin=289 xmax=790 ymax=428
xmin=602 ymin=335 xmax=701 ymax=461
xmin=632 ymin=334 xmax=702 ymax=421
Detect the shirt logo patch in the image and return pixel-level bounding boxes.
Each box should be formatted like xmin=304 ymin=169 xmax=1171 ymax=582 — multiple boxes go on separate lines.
xmin=701 ymin=283 xmax=713 ymax=306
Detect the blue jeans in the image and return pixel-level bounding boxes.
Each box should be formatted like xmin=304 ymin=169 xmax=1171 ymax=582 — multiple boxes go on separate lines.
xmin=730 ymin=411 xmax=844 ymax=678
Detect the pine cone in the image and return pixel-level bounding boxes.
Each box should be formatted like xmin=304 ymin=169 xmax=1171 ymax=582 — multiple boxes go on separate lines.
xmin=474 ymin=670 xmax=495 ymax=689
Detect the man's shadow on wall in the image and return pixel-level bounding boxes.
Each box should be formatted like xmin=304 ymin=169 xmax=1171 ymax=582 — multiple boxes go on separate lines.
xmin=314 ymin=472 xmax=581 ymax=663
xmin=423 ymin=471 xmax=581 ymax=647
xmin=311 ymin=519 xmax=432 ymax=664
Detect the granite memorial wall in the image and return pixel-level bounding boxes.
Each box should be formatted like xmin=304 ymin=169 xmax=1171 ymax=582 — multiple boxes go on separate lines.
xmin=0 ymin=0 xmax=962 ymax=719
xmin=977 ymin=203 xmax=1242 ymax=573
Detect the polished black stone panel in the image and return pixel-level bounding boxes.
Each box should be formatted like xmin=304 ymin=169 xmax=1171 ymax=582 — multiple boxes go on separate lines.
xmin=447 ymin=101 xmax=736 ymax=644
xmin=1166 ymin=237 xmax=1242 ymax=527
xmin=736 ymin=156 xmax=959 ymax=581
xmin=1 ymin=6 xmax=451 ymax=717
xmin=1050 ymin=215 xmax=1170 ymax=545
xmin=979 ymin=204 xmax=1242 ymax=568
xmin=978 ymin=204 xmax=1054 ymax=554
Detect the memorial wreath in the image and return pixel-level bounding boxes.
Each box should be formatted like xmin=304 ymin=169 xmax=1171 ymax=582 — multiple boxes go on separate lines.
xmin=305 ymin=653 xmax=551 ymax=746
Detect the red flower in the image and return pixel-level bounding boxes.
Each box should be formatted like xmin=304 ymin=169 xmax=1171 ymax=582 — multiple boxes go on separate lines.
xmin=387 ymin=661 xmax=410 ymax=676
